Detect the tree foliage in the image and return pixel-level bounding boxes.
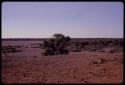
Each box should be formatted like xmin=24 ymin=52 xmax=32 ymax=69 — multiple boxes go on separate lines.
xmin=42 ymin=33 xmax=71 ymax=56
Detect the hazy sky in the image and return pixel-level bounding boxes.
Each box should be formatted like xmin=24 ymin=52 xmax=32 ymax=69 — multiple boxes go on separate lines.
xmin=2 ymin=2 xmax=123 ymax=38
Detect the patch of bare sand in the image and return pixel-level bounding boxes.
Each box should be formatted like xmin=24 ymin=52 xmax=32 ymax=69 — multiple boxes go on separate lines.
xmin=2 ymin=49 xmax=123 ymax=84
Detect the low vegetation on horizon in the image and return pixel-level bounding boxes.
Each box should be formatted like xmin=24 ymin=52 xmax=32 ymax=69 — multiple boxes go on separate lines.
xmin=2 ymin=33 xmax=123 ymax=56
xmin=40 ymin=33 xmax=123 ymax=56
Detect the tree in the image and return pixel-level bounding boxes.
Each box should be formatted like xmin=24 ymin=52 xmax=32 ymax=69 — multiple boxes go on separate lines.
xmin=42 ymin=33 xmax=71 ymax=56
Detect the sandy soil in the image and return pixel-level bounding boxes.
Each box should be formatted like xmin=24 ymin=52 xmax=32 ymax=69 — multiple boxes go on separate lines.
xmin=1 ymin=46 xmax=123 ymax=84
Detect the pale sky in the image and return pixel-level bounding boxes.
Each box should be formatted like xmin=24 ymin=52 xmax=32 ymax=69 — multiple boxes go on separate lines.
xmin=2 ymin=2 xmax=123 ymax=38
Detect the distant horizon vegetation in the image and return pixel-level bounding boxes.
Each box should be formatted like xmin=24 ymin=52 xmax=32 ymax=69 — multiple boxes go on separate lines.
xmin=2 ymin=37 xmax=123 ymax=40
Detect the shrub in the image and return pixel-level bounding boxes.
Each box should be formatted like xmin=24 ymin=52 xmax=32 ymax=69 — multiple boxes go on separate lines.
xmin=41 ymin=33 xmax=71 ymax=56
xmin=72 ymin=42 xmax=82 ymax=52
xmin=2 ymin=45 xmax=22 ymax=55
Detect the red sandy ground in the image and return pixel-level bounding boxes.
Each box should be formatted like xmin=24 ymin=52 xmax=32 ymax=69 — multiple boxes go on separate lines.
xmin=2 ymin=46 xmax=123 ymax=84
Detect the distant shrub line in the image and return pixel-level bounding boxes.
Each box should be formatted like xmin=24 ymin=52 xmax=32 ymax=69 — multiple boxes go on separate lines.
xmin=41 ymin=33 xmax=123 ymax=56
xmin=2 ymin=33 xmax=123 ymax=56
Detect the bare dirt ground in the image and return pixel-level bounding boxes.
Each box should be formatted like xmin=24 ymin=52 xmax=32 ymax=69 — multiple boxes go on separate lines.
xmin=1 ymin=40 xmax=123 ymax=84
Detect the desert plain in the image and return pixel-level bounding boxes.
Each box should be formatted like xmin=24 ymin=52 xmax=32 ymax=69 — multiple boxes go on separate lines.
xmin=1 ymin=38 xmax=123 ymax=84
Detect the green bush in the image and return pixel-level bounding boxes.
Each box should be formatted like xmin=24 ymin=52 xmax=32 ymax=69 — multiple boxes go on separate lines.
xmin=2 ymin=45 xmax=21 ymax=55
xmin=41 ymin=33 xmax=71 ymax=56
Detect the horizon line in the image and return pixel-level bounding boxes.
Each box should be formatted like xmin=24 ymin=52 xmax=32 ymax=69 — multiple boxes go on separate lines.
xmin=2 ymin=37 xmax=123 ymax=39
